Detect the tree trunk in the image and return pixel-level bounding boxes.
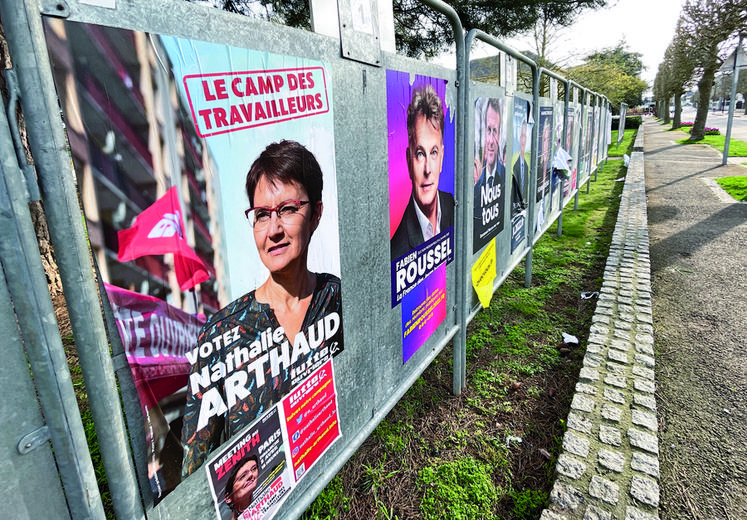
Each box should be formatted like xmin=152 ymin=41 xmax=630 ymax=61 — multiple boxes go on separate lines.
xmin=673 ymin=92 xmax=682 ymax=129
xmin=29 ymin=201 xmax=63 ymax=296
xmin=691 ymin=61 xmax=718 ymax=141
xmin=664 ymin=96 xmax=671 ymax=124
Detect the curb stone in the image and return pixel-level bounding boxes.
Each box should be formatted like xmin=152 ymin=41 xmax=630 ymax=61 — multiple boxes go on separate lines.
xmin=541 ymin=128 xmax=660 ymax=520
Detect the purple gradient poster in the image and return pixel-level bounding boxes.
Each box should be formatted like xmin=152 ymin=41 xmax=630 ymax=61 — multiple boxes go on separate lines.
xmin=387 ymin=69 xmax=454 ymax=363
xmin=401 ymin=265 xmax=446 ymax=363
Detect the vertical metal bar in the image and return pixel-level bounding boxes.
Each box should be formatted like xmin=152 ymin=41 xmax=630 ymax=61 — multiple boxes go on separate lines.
xmin=94 ymin=257 xmax=154 ymax=509
xmin=0 ymin=79 xmax=105 ymax=520
xmin=574 ymin=88 xmax=586 ymax=210
xmin=587 ymin=94 xmax=596 ymax=194
xmin=524 ymin=65 xmax=540 ymax=288
xmin=417 ymin=0 xmax=465 ymax=395
xmin=556 ymin=78 xmax=570 ymax=236
xmin=0 ymin=1 xmax=145 ymax=518
xmin=4 ymin=69 xmax=40 ymax=202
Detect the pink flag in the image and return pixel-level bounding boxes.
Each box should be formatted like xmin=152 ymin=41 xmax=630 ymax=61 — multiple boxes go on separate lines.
xmin=117 ymin=186 xmax=210 ymax=291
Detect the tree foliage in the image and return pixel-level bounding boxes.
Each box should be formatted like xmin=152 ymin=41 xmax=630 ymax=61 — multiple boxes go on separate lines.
xmin=584 ymin=40 xmax=644 ymax=78
xmin=565 ymin=41 xmax=648 ymax=108
xmin=656 ymin=20 xmax=698 ymax=127
xmin=194 ymin=0 xmax=607 ymax=59
xmin=654 ymin=0 xmax=746 ymax=140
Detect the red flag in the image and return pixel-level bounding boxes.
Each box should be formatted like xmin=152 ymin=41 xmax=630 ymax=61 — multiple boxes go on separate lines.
xmin=117 ymin=186 xmax=210 ymax=291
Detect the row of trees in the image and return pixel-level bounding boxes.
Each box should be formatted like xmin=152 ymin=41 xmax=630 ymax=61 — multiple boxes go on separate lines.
xmin=654 ymin=0 xmax=746 ymax=140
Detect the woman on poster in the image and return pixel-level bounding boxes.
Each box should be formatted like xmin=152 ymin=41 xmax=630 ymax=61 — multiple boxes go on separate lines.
xmin=224 ymin=454 xmax=260 ymax=519
xmin=181 ymin=140 xmax=343 ymax=478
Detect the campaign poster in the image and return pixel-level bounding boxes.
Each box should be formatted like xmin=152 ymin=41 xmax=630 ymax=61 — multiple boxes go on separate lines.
xmin=564 ymin=107 xmax=578 ymax=196
xmin=592 ymin=106 xmax=600 ymax=168
xmin=550 ymin=102 xmax=564 ymax=212
xmin=206 ymin=407 xmax=292 ymax=520
xmin=510 ymin=98 xmax=531 ymax=253
xmin=535 ymin=106 xmax=553 ymax=231
xmin=44 ymin=20 xmax=345 ymax=510
xmin=387 ymin=70 xmax=454 ymax=362
xmin=163 ymin=39 xmax=346 ymax=484
xmin=473 ymin=97 xmax=507 ymax=253
xmin=282 ymin=359 xmax=340 ymax=482
xmin=106 ymin=283 xmax=205 ymax=499
xmin=584 ymin=109 xmax=594 ymax=178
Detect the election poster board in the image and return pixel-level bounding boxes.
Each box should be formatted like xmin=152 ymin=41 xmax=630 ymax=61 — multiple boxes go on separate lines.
xmin=550 ymin=101 xmax=564 ymax=213
xmin=472 ymin=97 xmax=507 ymax=253
xmin=164 ymin=38 xmax=345 ymax=517
xmin=46 ymin=21 xmax=345 ymax=514
xmin=564 ymin=106 xmax=579 ymax=197
xmin=387 ymin=70 xmax=455 ymax=363
xmin=510 ymin=98 xmax=531 ymax=253
xmin=583 ymin=108 xmax=593 ymax=181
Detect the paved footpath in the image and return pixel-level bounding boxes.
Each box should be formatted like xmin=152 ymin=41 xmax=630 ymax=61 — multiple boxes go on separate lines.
xmin=644 ymin=120 xmax=747 ymax=519
xmin=541 ymin=119 xmax=747 ymax=520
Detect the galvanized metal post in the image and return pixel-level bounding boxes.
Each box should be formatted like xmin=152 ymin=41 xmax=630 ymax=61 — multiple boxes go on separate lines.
xmin=723 ymin=34 xmax=743 ymax=165
xmin=524 ymin=64 xmax=540 ymax=288
xmin=557 ymin=76 xmax=570 ymax=237
xmin=416 ymin=0 xmax=465 ymax=396
xmin=0 ymin=80 xmax=105 ymax=519
xmin=574 ymin=87 xmax=587 ymax=210
xmin=0 ymin=1 xmax=145 ymax=518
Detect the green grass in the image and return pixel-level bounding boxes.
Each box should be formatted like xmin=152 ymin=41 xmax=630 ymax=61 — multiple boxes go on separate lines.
xmin=608 ymin=128 xmax=636 ymax=157
xmin=303 ymin=476 xmax=352 ymax=520
xmin=302 ymin=133 xmax=631 ymax=519
xmin=716 ymin=176 xmax=747 ymax=201
xmin=676 ymin=134 xmax=747 ymax=156
xmin=418 ymin=457 xmax=502 ymax=520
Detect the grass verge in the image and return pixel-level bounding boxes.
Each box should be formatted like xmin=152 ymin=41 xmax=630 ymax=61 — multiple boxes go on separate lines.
xmin=302 ymin=153 xmax=629 ymax=519
xmin=61 ymin=140 xmax=631 ymax=520
xmin=716 ymin=175 xmax=747 ymax=201
xmin=676 ymin=134 xmax=747 ymax=156
xmin=609 ymin=129 xmax=636 ymax=156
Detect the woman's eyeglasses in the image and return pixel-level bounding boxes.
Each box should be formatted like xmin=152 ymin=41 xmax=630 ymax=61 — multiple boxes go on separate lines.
xmin=244 ymin=200 xmax=310 ymax=228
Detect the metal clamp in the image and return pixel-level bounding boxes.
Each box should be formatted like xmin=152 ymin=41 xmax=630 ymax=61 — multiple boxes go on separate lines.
xmin=40 ymin=1 xmax=70 ymax=18
xmin=17 ymin=425 xmax=51 ymax=455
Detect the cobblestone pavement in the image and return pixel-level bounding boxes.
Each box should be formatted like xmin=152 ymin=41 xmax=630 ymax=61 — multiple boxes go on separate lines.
xmin=541 ymin=130 xmax=661 ymax=520
xmin=542 ymin=119 xmax=747 ymax=520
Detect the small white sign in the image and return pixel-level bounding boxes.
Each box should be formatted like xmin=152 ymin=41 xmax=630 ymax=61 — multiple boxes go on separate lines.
xmin=81 ymin=0 xmax=116 ymax=8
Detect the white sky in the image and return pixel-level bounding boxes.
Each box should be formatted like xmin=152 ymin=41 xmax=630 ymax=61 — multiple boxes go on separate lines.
xmin=500 ymin=0 xmax=688 ymax=86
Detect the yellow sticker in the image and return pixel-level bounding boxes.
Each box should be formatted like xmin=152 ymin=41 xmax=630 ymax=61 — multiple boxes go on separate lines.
xmin=471 ymin=238 xmax=496 ymax=308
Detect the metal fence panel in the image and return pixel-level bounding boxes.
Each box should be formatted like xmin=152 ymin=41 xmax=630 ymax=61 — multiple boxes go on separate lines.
xmin=0 ymin=268 xmax=72 ymax=520
xmin=18 ymin=1 xmax=465 ymax=519
xmin=0 ymin=1 xmax=613 ymax=518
